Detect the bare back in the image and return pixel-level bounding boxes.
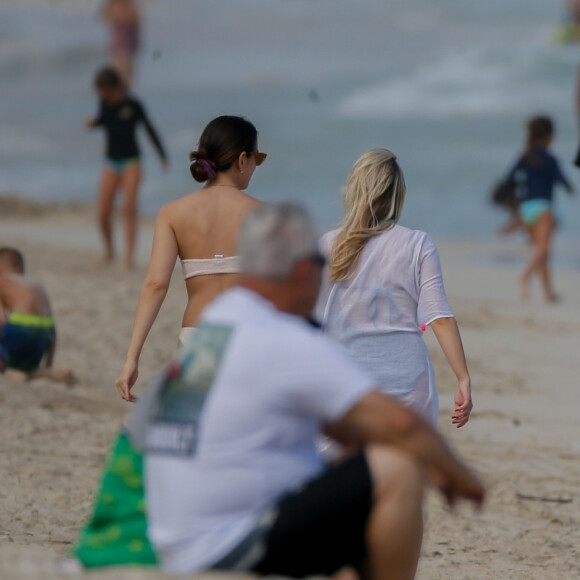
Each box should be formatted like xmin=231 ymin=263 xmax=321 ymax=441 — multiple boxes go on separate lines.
xmin=164 ymin=187 xmax=263 ymax=325
xmin=0 ymin=274 xmax=53 ymax=320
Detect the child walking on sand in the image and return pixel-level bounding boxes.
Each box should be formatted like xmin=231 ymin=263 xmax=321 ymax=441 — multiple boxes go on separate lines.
xmin=504 ymin=115 xmax=574 ymax=302
xmin=0 ymin=247 xmax=75 ymax=384
xmin=86 ymin=66 xmax=168 ymax=270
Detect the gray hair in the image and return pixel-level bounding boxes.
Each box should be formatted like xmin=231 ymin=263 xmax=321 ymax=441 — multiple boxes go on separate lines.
xmin=238 ymin=203 xmax=320 ymax=279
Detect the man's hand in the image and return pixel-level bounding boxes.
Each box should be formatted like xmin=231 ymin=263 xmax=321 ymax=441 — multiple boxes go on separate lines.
xmin=327 ymin=390 xmax=486 ymax=509
xmin=424 ymin=462 xmax=485 ymax=509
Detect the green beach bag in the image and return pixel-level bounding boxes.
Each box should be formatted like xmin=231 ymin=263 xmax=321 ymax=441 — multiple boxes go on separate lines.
xmin=73 ymin=430 xmax=158 ymax=568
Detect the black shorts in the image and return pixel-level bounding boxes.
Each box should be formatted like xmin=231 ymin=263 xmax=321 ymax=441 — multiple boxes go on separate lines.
xmin=214 ymin=452 xmax=373 ymax=577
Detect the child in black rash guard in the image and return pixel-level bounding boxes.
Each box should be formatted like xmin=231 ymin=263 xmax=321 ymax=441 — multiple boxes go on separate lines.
xmin=86 ymin=66 xmax=168 ymax=270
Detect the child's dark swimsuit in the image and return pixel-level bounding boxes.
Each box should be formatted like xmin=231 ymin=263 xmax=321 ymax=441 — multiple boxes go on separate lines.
xmin=506 ymin=149 xmax=571 ymax=227
xmin=94 ymin=97 xmax=167 ymax=167
xmin=507 ymin=149 xmax=570 ymax=204
xmin=0 ymin=313 xmax=56 ymax=373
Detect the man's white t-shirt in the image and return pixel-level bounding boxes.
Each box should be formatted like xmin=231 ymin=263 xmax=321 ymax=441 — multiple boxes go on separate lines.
xmin=145 ymin=288 xmax=376 ymax=574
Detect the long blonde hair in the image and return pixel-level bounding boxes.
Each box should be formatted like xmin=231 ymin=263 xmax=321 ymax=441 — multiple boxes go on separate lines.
xmin=329 ymin=149 xmax=406 ymax=282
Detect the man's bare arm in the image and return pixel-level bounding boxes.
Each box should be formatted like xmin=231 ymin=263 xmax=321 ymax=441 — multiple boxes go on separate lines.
xmin=325 ymin=391 xmax=485 ymax=507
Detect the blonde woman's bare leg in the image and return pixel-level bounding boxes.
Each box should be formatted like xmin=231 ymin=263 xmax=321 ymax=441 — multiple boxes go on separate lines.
xmin=97 ymin=166 xmax=122 ymax=265
xmin=121 ymin=162 xmax=142 ymax=270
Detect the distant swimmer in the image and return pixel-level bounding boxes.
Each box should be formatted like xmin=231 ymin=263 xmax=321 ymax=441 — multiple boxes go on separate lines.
xmin=102 ymin=0 xmax=141 ymax=85
xmin=553 ymin=1 xmax=580 ymax=43
xmin=85 ymin=66 xmax=168 ymax=270
xmin=571 ymin=0 xmax=580 ymax=24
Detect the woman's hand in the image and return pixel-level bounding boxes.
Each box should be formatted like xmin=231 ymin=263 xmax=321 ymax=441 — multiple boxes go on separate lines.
xmin=116 ymin=359 xmax=139 ymax=402
xmin=115 ymin=207 xmax=177 ymax=403
xmin=429 ymin=317 xmax=472 ymax=429
xmin=451 ymin=378 xmax=472 ymax=428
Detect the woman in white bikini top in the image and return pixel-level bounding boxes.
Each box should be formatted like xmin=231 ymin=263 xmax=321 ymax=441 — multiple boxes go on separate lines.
xmin=116 ymin=115 xmax=265 ymax=402
xmin=177 ymin=255 xmax=241 ymax=344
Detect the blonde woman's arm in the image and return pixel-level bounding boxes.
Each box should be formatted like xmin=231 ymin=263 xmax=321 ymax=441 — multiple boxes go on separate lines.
xmin=116 ymin=207 xmax=178 ymax=401
xmin=429 ymin=317 xmax=472 ymax=428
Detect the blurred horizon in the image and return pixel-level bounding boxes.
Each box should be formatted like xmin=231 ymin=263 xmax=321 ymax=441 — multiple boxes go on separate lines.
xmin=1 ymin=0 xmax=579 ymax=248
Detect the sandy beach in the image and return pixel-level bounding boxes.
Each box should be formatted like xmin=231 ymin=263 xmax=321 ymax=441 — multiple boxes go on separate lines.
xmin=1 ymin=202 xmax=579 ymax=579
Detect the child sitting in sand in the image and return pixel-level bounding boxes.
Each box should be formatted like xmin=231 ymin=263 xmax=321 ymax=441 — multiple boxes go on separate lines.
xmin=0 ymin=247 xmax=75 ymax=384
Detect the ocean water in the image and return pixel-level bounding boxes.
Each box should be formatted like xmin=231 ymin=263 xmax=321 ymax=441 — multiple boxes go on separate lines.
xmin=1 ymin=0 xmax=579 ymax=249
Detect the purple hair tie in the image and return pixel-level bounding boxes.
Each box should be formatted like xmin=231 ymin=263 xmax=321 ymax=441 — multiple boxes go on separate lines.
xmin=192 ymin=157 xmax=217 ymax=180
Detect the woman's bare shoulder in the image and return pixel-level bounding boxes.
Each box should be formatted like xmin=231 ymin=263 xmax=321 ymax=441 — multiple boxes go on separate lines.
xmin=158 ymin=191 xmax=200 ymax=216
xmin=159 ymin=189 xmax=262 ymax=224
xmin=241 ymin=195 xmax=264 ymax=213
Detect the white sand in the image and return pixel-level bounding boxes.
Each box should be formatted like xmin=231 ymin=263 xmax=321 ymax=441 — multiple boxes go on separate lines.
xmin=1 ymin=206 xmax=579 ymax=579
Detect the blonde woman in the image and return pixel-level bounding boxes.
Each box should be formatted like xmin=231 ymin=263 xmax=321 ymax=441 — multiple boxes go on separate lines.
xmin=315 ymin=149 xmax=472 ymax=427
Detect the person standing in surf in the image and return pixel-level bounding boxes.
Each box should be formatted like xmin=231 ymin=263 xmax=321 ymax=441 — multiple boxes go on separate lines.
xmin=86 ymin=66 xmax=168 ymax=271
xmin=101 ymin=0 xmax=141 ymax=86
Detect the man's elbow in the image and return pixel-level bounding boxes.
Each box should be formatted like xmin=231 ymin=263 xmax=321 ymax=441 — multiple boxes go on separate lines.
xmin=387 ymin=404 xmax=424 ymax=441
xmin=360 ymin=392 xmax=426 ymax=445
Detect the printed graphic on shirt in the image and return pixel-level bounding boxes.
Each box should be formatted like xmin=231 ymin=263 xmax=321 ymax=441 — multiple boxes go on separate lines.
xmin=119 ymin=105 xmax=134 ymax=121
xmin=145 ymin=323 xmax=233 ymax=456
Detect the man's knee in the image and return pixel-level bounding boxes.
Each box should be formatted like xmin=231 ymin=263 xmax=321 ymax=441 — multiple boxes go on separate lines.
xmin=365 ymin=445 xmax=424 ymax=501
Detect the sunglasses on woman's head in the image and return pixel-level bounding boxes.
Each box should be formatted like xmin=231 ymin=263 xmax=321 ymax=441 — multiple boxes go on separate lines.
xmin=251 ymin=151 xmax=267 ymax=166
xmin=309 ymin=252 xmax=326 ymax=267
